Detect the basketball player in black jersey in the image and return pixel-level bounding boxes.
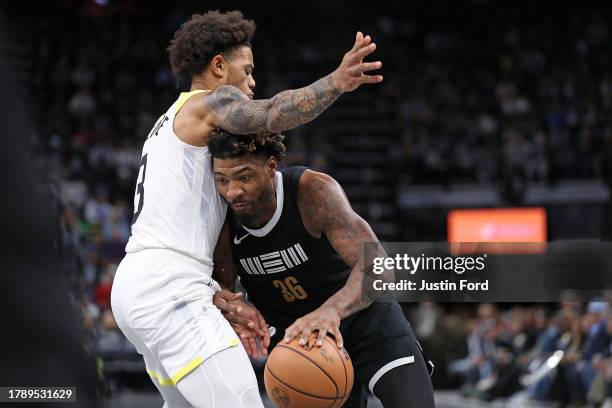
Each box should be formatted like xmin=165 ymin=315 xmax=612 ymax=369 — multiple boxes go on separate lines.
xmin=208 ymin=131 xmax=435 ymax=407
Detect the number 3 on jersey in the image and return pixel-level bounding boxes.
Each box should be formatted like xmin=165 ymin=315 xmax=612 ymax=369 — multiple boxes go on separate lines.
xmin=273 ymin=276 xmax=308 ymax=302
xmin=132 ymin=153 xmax=148 ymax=224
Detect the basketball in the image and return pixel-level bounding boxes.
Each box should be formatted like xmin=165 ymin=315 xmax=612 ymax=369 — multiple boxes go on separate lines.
xmin=264 ymin=333 xmax=354 ymax=408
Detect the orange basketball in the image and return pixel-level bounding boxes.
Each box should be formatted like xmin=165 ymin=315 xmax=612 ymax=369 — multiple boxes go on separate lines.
xmin=264 ymin=333 xmax=354 ymax=408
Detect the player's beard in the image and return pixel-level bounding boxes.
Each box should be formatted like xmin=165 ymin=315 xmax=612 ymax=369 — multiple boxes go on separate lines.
xmin=234 ymin=182 xmax=276 ymax=229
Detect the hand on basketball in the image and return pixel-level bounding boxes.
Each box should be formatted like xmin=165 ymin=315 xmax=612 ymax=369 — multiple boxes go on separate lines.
xmin=283 ymin=306 xmax=343 ymax=349
xmin=331 ymin=31 xmax=383 ymax=93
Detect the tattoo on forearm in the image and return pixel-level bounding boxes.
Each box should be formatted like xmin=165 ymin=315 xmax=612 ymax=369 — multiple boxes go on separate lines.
xmin=326 ymin=270 xmax=375 ymax=318
xmin=205 ymin=75 xmax=342 ymax=134
xmin=267 ymin=75 xmax=342 ymax=132
xmin=341 ymin=268 xmax=382 ymax=317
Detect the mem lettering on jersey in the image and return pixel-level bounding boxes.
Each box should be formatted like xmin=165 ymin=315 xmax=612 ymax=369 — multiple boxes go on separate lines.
xmin=239 ymin=243 xmax=309 ymax=275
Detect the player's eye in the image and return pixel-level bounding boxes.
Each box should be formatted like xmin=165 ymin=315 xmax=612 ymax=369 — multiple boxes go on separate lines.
xmin=216 ymin=178 xmax=228 ymax=184
xmin=239 ymin=175 xmax=251 ymax=182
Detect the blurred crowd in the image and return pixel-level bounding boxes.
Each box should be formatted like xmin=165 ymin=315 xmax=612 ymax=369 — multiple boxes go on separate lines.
xmin=411 ymin=300 xmax=612 ymax=406
xmin=379 ymin=6 xmax=612 ymax=187
xmin=26 ymin=0 xmax=612 ymax=401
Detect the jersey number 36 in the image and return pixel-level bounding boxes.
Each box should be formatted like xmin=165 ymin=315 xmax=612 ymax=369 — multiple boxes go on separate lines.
xmin=272 ymin=276 xmax=308 ymax=302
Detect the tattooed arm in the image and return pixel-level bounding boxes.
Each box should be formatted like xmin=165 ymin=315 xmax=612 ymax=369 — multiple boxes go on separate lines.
xmin=203 ymin=76 xmax=339 ymax=134
xmin=283 ymin=170 xmax=384 ymax=348
xmin=300 ymin=171 xmax=379 ymax=318
xmin=203 ymin=32 xmax=382 ymax=135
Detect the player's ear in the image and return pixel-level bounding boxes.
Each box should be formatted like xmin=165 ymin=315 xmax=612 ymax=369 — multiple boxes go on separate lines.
xmin=210 ymin=55 xmax=226 ymax=78
xmin=267 ymin=156 xmax=277 ymax=176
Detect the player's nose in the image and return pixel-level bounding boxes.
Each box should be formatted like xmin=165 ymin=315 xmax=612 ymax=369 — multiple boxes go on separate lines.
xmin=226 ymin=182 xmax=244 ymax=200
xmin=248 ymin=76 xmax=255 ymax=91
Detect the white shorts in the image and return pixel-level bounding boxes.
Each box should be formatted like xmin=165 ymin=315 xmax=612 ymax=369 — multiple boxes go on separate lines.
xmin=111 ymin=248 xmax=240 ymax=386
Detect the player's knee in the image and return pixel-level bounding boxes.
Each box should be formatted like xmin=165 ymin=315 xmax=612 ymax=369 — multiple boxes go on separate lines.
xmin=224 ymin=368 xmax=263 ymax=408
xmin=229 ymin=375 xmax=262 ymax=407
xmin=203 ymin=385 xmax=261 ymax=408
xmin=240 ymin=385 xmax=264 ymax=408
xmin=372 ymin=358 xmax=434 ymax=408
xmin=183 ymin=355 xmax=263 ymax=408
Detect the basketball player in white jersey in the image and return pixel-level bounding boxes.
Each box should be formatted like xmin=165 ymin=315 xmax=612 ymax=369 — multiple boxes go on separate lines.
xmin=110 ymin=10 xmax=383 ymax=408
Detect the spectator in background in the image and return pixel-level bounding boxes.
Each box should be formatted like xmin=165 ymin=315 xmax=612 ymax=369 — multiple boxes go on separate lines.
xmin=84 ymin=186 xmax=113 ymax=226
xmin=565 ymin=301 xmax=610 ymax=404
xmin=522 ymin=310 xmax=572 ymax=401
xmin=587 ymin=311 xmax=612 ymax=405
xmin=97 ymin=308 xmax=136 ymax=358
xmin=95 ymin=268 xmax=114 ymax=310
xmin=68 ymin=85 xmax=97 ymax=118
xmin=448 ymin=303 xmax=499 ymax=392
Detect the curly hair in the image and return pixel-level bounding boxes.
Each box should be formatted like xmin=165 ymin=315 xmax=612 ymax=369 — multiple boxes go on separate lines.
xmin=167 ymin=10 xmax=256 ymax=84
xmin=208 ymin=129 xmax=287 ymax=162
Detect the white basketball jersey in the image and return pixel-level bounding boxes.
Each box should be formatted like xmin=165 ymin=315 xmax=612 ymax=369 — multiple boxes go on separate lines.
xmin=125 ymin=90 xmax=227 ymax=268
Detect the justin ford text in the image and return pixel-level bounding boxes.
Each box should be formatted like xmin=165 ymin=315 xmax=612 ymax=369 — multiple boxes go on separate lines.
xmin=371 ymin=254 xmax=489 ymax=291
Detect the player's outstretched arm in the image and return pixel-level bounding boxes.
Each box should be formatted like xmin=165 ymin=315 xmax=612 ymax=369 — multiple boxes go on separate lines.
xmin=283 ymin=170 xmax=382 ymax=349
xmin=203 ymin=32 xmax=382 ymax=135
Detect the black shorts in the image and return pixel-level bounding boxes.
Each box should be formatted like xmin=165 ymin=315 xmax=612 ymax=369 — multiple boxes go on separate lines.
xmin=268 ymin=302 xmax=434 ymax=406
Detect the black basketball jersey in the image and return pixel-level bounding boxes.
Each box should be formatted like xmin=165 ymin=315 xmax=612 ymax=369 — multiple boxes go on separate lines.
xmin=228 ymin=166 xmax=352 ymax=329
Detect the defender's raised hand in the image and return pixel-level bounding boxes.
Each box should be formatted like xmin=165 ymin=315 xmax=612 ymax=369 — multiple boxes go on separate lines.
xmin=331 ymin=32 xmax=383 ymax=93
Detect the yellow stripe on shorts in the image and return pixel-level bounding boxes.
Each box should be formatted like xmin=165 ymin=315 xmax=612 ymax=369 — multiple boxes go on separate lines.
xmin=146 ymin=338 xmax=240 ymax=386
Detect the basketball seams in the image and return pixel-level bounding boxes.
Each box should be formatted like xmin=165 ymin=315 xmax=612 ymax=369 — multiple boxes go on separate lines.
xmin=275 ymin=344 xmax=340 ymax=397
xmin=265 ymin=365 xmax=341 ymax=401
xmin=323 ymin=336 xmax=349 ymax=408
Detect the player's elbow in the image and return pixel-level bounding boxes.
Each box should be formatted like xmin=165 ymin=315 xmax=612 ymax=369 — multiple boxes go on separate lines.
xmin=266 ymin=113 xmax=288 ymax=134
